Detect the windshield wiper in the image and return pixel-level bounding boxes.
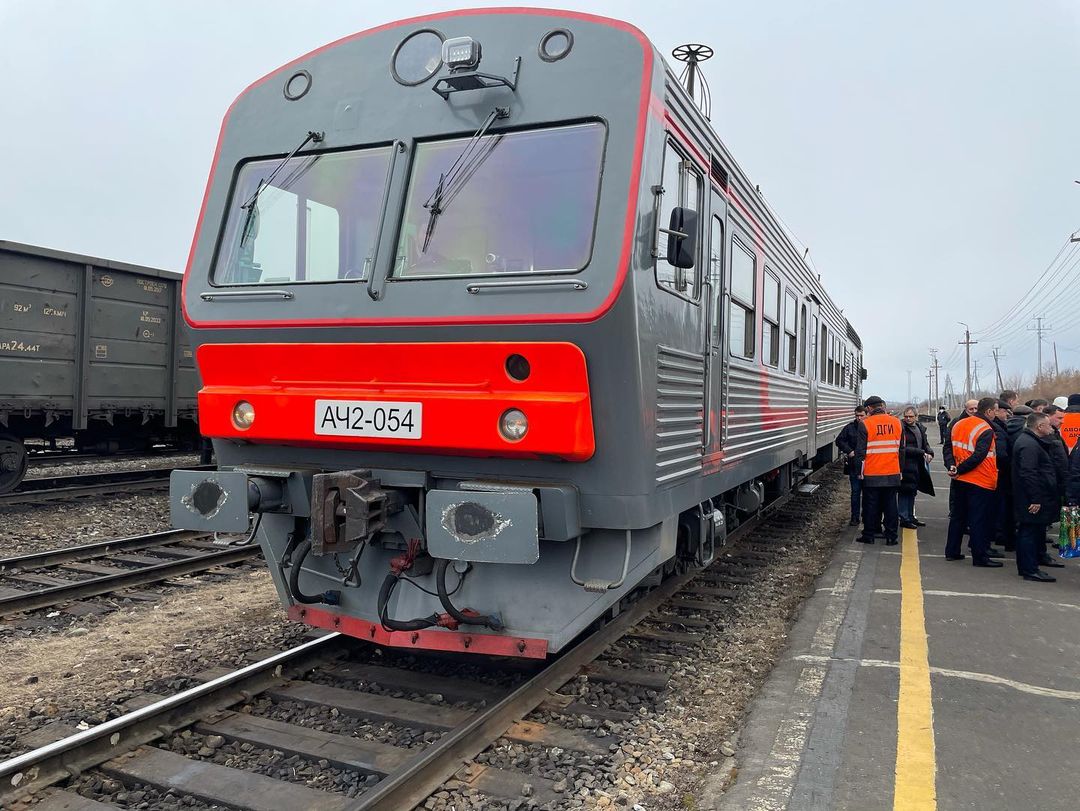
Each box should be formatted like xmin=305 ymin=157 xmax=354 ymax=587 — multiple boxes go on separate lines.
xmin=239 ymin=130 xmax=325 ymax=247
xmin=421 ymin=108 xmax=508 ymax=252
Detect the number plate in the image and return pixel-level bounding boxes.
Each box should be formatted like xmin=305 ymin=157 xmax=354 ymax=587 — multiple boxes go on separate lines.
xmin=314 ymin=399 xmax=422 ymax=439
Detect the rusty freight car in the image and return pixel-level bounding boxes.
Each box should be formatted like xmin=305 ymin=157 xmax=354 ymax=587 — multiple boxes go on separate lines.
xmin=0 ymin=241 xmax=199 ymax=491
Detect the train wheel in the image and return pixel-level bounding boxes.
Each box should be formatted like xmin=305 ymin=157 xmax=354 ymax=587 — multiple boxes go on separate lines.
xmin=0 ymin=435 xmax=28 ymax=494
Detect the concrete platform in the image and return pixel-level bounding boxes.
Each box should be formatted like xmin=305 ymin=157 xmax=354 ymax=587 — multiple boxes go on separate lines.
xmin=701 ymin=462 xmax=1080 ymax=810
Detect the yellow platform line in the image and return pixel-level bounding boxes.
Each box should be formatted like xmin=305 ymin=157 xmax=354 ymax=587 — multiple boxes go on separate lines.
xmin=894 ymin=526 xmax=937 ymax=809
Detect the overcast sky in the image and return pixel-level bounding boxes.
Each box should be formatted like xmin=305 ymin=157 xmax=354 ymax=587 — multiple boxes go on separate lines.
xmin=3 ymin=0 xmax=1079 ymax=401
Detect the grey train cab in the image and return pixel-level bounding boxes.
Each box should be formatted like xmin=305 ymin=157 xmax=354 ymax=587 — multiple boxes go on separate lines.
xmin=171 ymin=8 xmax=864 ymax=658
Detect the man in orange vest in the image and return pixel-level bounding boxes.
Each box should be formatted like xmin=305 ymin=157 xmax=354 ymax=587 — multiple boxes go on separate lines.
xmin=942 ymin=396 xmax=1001 ymax=566
xmin=1059 ymin=393 xmax=1080 ymax=451
xmin=854 ymin=396 xmax=905 ymax=545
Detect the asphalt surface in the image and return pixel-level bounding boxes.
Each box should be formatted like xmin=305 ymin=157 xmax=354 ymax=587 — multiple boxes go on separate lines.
xmin=700 ymin=448 xmax=1080 ymax=810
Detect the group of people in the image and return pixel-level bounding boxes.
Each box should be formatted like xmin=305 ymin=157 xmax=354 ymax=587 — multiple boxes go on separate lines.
xmin=837 ymin=389 xmax=1080 ymax=583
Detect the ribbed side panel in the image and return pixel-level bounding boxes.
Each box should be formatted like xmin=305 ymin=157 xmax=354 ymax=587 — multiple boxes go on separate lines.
xmin=817 ymin=386 xmax=858 ymax=438
xmin=656 ymin=345 xmax=704 ymax=484
xmin=724 ymin=365 xmax=810 ymax=463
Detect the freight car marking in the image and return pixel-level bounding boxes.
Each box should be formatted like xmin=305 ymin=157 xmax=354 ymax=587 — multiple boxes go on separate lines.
xmin=137 ymin=279 xmax=167 ymax=294
xmin=1 ymin=338 xmax=42 ymax=353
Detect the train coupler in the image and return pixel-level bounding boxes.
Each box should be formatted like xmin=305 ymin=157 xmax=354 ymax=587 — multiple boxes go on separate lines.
xmin=311 ymin=470 xmax=397 ymax=555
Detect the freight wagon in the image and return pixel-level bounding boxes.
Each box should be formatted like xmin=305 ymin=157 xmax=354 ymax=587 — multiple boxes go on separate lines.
xmin=0 ymin=241 xmax=199 ymax=491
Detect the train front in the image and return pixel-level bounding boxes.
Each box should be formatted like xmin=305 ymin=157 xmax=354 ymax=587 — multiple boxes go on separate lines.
xmin=172 ymin=10 xmax=659 ymax=657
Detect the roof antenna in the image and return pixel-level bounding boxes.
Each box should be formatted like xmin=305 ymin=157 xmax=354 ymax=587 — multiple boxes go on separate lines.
xmin=672 ymin=44 xmax=713 ymax=120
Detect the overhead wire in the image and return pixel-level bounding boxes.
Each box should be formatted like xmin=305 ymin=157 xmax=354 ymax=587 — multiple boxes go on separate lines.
xmin=971 ymin=237 xmax=1079 ymax=337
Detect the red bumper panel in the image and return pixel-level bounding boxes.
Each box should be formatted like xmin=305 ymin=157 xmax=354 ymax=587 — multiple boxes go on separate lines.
xmin=197 ymin=342 xmax=594 ymax=461
xmin=289 ymin=605 xmax=550 ymax=659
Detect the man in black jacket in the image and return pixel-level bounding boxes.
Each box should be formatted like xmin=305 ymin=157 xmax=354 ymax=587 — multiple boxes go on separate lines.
xmin=991 ymin=400 xmax=1015 ymax=552
xmin=836 ymin=405 xmax=866 ymax=526
xmin=936 ymin=406 xmax=950 ymax=444
xmin=1012 ymin=412 xmax=1060 ymax=582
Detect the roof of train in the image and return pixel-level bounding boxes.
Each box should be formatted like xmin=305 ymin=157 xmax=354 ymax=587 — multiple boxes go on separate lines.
xmin=0 ymin=240 xmax=181 ymax=281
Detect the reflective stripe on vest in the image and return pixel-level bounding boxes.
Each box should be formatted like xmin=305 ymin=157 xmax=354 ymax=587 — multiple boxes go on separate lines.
xmin=862 ymin=413 xmax=901 ymax=478
xmin=1061 ymin=412 xmax=1080 ymax=451
xmin=951 ymin=415 xmax=997 ymax=490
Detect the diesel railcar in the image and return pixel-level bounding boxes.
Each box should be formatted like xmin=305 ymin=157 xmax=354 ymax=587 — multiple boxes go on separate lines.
xmin=171 ymin=8 xmax=864 ymax=658
xmin=0 ymin=241 xmax=200 ymax=492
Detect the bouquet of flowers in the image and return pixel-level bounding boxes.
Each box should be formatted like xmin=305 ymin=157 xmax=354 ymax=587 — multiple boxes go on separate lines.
xmin=1059 ymin=505 xmax=1080 ymax=558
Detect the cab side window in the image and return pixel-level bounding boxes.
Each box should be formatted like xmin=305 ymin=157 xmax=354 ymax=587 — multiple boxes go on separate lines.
xmin=655 ymin=140 xmax=701 ymax=299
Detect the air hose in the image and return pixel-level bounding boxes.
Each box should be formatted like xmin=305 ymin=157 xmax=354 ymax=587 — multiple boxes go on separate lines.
xmin=377 ymin=573 xmax=441 ymax=631
xmin=288 ymin=538 xmax=335 ymax=605
xmin=436 ymin=559 xmax=502 ymax=630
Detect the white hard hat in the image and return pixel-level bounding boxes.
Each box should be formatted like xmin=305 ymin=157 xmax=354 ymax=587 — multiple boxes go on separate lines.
xmin=1054 ymin=396 xmax=1068 ymax=409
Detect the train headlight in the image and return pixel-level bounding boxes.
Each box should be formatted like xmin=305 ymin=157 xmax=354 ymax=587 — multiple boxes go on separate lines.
xmin=232 ymin=401 xmax=256 ymax=430
xmin=499 ymin=408 xmax=528 ymax=442
xmin=443 ymin=36 xmax=481 ymax=71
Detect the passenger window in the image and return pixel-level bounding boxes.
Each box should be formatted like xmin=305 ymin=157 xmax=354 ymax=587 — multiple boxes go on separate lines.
xmin=784 ymin=291 xmax=797 ymax=373
xmin=710 ymin=214 xmax=724 ymax=346
xmin=762 ymin=271 xmax=780 ymax=367
xmin=799 ymin=304 xmax=807 ymax=376
xmin=819 ymin=325 xmax=827 ymax=381
xmin=729 ymin=238 xmax=756 ymax=359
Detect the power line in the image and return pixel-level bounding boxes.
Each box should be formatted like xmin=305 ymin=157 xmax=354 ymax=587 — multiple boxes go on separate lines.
xmin=972 ymin=238 xmax=1079 ymax=337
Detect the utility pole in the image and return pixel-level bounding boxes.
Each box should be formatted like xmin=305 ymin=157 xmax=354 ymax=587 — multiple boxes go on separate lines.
xmin=992 ymin=346 xmax=1005 ymax=392
xmin=958 ymin=323 xmax=978 ymax=402
xmin=926 ymin=369 xmax=933 ymax=414
xmin=1029 ymin=316 xmax=1050 ymax=381
xmin=972 ymin=360 xmax=981 ymax=396
xmin=1054 ymin=341 xmax=1060 ymax=377
xmin=929 ymin=348 xmax=941 ymax=412
xmin=943 ymin=374 xmax=955 ymax=410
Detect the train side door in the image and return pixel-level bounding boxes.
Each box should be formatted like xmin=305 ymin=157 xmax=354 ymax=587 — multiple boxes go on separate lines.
xmin=703 ymin=188 xmax=726 ymax=458
xmin=654 ymin=141 xmax=707 ymax=479
xmin=806 ymin=300 xmax=820 ymax=459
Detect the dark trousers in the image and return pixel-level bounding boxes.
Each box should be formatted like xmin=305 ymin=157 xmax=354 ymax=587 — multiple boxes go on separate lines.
xmin=862 ymin=486 xmax=898 ymax=541
xmin=946 ymin=480 xmax=996 ymax=561
xmin=1016 ymin=522 xmax=1047 ymax=575
xmin=898 ymin=489 xmax=916 ymax=523
xmin=996 ymin=484 xmax=1016 ymax=550
xmin=848 ymin=473 xmax=863 ymax=522
xmin=938 ymin=426 xmax=947 ymax=444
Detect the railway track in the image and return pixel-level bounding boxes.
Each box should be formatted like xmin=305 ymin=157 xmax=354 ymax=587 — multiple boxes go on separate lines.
xmin=1 ymin=465 xmax=213 ymax=506
xmin=0 ymin=528 xmax=260 ymax=617
xmin=0 ymin=469 xmax=839 ymax=811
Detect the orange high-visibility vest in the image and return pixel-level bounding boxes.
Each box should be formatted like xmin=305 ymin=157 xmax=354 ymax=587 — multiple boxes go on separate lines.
xmin=862 ymin=413 xmax=902 ymax=479
xmin=1060 ymin=412 xmax=1080 ymax=451
xmin=951 ymin=415 xmax=997 ymax=490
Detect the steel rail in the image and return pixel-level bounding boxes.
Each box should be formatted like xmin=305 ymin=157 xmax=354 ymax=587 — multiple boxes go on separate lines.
xmin=0 ymin=463 xmax=835 ymax=809
xmin=349 ymin=465 xmax=830 ymax=811
xmin=0 ymin=529 xmax=210 ymax=571
xmin=0 ymin=633 xmax=343 ymax=804
xmin=0 ymin=544 xmax=260 ymax=616
xmin=1 ymin=465 xmax=213 ymax=506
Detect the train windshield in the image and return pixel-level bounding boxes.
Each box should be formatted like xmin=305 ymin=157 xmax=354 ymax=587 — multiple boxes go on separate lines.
xmin=393 ymin=122 xmax=605 ymax=278
xmin=214 ymin=146 xmax=393 ymax=285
